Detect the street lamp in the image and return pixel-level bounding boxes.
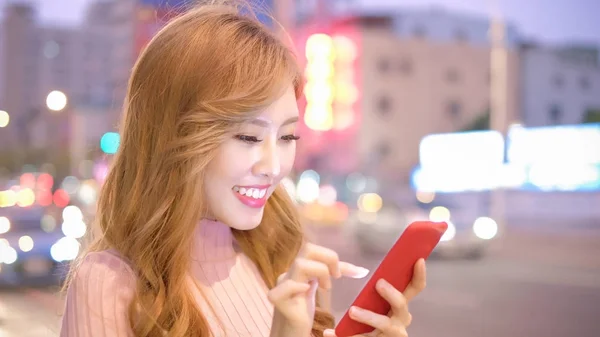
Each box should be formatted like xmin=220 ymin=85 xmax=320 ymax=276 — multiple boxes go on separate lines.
xmin=42 ymin=90 xmax=72 ymax=176
xmin=488 ymin=3 xmax=509 ymax=236
xmin=0 ymin=110 xmax=9 ymax=128
xmin=46 ymin=90 xmax=68 ymax=113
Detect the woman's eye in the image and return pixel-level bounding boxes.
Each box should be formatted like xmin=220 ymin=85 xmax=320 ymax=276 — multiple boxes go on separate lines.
xmin=235 ymin=135 xmax=261 ymax=143
xmin=281 ymin=135 xmax=301 ymax=142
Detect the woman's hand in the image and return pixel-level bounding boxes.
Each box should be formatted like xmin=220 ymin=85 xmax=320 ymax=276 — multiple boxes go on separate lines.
xmin=268 ymin=243 xmax=369 ymax=337
xmin=323 ymin=259 xmax=427 ymax=337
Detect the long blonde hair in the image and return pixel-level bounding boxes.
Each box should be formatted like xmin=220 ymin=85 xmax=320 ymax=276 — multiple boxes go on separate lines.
xmin=65 ymin=1 xmax=334 ymax=336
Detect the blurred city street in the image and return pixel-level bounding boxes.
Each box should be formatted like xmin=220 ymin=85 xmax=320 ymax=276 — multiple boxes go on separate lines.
xmin=1 ymin=0 xmax=600 ymax=336
xmin=1 ymin=223 xmax=599 ymax=337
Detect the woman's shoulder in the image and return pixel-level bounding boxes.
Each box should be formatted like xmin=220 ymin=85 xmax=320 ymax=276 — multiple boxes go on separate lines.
xmin=72 ymin=249 xmax=137 ymax=288
xmin=62 ymin=250 xmax=138 ymax=336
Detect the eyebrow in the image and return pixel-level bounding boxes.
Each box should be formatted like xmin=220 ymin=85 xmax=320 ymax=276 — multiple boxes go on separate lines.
xmin=249 ymin=116 xmax=299 ymax=127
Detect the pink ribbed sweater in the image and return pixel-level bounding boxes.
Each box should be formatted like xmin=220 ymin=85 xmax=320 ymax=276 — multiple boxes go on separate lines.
xmin=60 ymin=219 xmax=274 ymax=336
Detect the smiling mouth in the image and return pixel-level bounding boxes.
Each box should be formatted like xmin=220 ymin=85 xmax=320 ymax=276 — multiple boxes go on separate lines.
xmin=232 ymin=186 xmax=268 ymax=199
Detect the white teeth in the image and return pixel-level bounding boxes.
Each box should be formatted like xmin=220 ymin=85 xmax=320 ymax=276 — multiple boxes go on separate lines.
xmin=233 ymin=186 xmax=268 ymax=199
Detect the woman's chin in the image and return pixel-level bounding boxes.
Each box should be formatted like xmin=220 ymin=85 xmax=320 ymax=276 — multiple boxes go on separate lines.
xmin=227 ymin=207 xmax=265 ymax=231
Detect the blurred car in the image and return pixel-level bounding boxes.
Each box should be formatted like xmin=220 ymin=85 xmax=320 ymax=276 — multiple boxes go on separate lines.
xmin=350 ymin=196 xmax=499 ymax=259
xmin=0 ymin=205 xmax=82 ymax=286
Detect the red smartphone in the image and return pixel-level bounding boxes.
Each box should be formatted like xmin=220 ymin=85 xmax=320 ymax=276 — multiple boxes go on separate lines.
xmin=334 ymin=221 xmax=448 ymax=337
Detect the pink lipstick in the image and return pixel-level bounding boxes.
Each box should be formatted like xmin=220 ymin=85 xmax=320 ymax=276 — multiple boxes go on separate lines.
xmin=232 ymin=185 xmax=270 ymax=208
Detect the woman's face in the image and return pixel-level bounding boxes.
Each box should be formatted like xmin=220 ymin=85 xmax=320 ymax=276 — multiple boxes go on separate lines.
xmin=204 ymin=85 xmax=299 ymax=230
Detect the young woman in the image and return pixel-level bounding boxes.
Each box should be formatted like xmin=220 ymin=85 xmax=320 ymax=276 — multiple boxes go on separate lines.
xmin=60 ymin=2 xmax=426 ymax=336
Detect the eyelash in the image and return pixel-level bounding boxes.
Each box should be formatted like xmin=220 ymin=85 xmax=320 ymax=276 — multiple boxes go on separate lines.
xmin=281 ymin=135 xmax=301 ymax=141
xmin=235 ymin=135 xmax=301 ymax=143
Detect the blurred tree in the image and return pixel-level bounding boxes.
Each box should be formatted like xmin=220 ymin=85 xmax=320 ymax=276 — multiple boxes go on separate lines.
xmin=462 ymin=107 xmax=490 ymax=131
xmin=583 ymin=108 xmax=600 ymax=124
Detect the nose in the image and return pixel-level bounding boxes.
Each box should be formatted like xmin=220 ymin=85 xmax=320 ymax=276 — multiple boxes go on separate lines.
xmin=252 ymin=140 xmax=281 ymax=178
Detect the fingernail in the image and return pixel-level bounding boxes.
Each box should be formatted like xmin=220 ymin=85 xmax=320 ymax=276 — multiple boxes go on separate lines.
xmin=350 ymin=306 xmax=364 ymax=318
xmin=339 ymin=262 xmax=370 ymax=279
xmin=351 ymin=267 xmax=370 ymax=279
xmin=376 ymin=278 xmax=389 ymax=292
xmin=323 ymin=329 xmax=336 ymax=337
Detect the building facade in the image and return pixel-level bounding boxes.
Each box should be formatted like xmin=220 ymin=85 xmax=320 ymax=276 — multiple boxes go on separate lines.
xmin=520 ymin=44 xmax=600 ymax=127
xmin=358 ymin=24 xmax=520 ymax=183
xmin=0 ymin=4 xmax=40 ymax=149
xmin=293 ymin=10 xmax=521 ymax=187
